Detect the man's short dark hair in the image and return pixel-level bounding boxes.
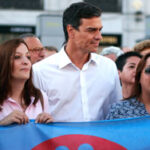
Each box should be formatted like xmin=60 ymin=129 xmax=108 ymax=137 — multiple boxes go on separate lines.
xmin=63 ymin=2 xmax=102 ymax=44
xmin=116 ymin=51 xmax=142 ymax=71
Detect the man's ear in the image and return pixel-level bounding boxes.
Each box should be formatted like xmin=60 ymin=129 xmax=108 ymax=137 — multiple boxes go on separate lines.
xmin=67 ymin=24 xmax=75 ymax=39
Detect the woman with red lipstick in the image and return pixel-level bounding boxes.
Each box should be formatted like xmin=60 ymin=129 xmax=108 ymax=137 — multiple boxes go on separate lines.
xmin=0 ymin=39 xmax=53 ymax=125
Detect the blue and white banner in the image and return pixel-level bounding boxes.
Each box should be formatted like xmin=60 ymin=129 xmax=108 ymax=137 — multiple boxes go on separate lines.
xmin=0 ymin=116 xmax=150 ymax=150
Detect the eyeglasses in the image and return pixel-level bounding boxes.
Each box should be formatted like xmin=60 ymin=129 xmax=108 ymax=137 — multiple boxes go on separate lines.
xmin=145 ymin=67 xmax=150 ymax=74
xmin=29 ymin=47 xmax=44 ymax=52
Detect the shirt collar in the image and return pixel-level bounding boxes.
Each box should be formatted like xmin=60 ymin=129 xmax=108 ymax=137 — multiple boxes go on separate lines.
xmin=7 ymin=97 xmax=17 ymax=103
xmin=57 ymin=46 xmax=99 ymax=69
xmin=89 ymin=52 xmax=99 ymax=66
xmin=57 ymin=46 xmax=72 ymax=69
xmin=6 ymin=97 xmax=34 ymax=104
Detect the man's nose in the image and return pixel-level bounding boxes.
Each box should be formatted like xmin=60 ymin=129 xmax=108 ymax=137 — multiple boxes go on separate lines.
xmin=95 ymin=31 xmax=103 ymax=41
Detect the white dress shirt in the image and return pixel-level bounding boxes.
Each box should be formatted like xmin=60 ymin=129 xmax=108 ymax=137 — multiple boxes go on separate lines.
xmin=33 ymin=47 xmax=122 ymax=122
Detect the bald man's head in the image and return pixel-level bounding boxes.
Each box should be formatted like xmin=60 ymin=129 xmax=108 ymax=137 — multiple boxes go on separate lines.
xmin=23 ymin=36 xmax=45 ymax=64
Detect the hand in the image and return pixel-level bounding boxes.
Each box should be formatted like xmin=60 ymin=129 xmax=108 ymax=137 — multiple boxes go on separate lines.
xmin=0 ymin=110 xmax=29 ymax=126
xmin=35 ymin=112 xmax=53 ymax=124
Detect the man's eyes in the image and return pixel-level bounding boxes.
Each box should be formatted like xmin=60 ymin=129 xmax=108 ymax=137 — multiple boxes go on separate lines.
xmin=128 ymin=65 xmax=135 ymax=69
xmin=87 ymin=28 xmax=97 ymax=32
xmin=87 ymin=28 xmax=102 ymax=33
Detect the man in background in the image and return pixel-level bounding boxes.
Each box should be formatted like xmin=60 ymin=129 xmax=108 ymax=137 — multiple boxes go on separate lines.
xmin=100 ymin=46 xmax=124 ymax=61
xmin=20 ymin=33 xmax=46 ymax=64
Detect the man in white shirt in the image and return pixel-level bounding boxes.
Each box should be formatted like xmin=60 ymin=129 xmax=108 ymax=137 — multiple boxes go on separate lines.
xmin=33 ymin=2 xmax=122 ymax=122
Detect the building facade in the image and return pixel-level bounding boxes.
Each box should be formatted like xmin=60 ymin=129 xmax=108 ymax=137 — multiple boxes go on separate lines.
xmin=0 ymin=0 xmax=150 ymax=49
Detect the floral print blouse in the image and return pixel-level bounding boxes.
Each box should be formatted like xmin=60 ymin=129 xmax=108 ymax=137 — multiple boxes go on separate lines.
xmin=106 ymin=97 xmax=149 ymax=120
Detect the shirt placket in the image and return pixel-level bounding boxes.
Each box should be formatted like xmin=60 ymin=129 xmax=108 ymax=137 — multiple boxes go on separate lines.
xmin=8 ymin=99 xmax=23 ymax=112
xmin=80 ymin=64 xmax=89 ymax=121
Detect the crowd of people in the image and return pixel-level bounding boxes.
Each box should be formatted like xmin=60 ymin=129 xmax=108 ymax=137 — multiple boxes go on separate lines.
xmin=0 ymin=2 xmax=150 ymax=125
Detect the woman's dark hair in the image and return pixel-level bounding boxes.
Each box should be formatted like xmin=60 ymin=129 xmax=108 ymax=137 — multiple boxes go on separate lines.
xmin=0 ymin=38 xmax=44 ymax=111
xmin=131 ymin=53 xmax=150 ymax=98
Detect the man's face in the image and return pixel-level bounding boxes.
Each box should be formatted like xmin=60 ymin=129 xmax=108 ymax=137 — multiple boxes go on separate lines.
xmin=71 ymin=17 xmax=103 ymax=54
xmin=24 ymin=37 xmax=45 ymax=64
xmin=104 ymin=54 xmax=117 ymax=61
xmin=119 ymin=56 xmax=141 ymax=85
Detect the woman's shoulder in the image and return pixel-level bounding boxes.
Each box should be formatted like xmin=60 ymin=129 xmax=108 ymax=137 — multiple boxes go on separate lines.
xmin=111 ymin=97 xmax=137 ymax=108
xmin=105 ymin=97 xmax=138 ymax=120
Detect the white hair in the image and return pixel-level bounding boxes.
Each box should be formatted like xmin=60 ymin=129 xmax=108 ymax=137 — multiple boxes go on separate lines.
xmin=100 ymin=46 xmax=124 ymax=57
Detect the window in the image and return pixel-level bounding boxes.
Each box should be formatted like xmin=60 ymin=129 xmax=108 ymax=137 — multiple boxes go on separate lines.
xmin=0 ymin=25 xmax=35 ymax=44
xmin=84 ymin=0 xmax=122 ymax=13
xmin=0 ymin=0 xmax=43 ymax=10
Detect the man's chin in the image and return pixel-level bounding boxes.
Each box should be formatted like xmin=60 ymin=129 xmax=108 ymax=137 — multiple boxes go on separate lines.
xmin=91 ymin=48 xmax=98 ymax=53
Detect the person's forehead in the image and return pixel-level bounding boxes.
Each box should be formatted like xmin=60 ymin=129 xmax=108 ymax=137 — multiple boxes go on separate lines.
xmin=15 ymin=43 xmax=28 ymax=53
xmin=24 ymin=37 xmax=43 ymax=49
xmin=125 ymin=56 xmax=141 ymax=65
xmin=80 ymin=17 xmax=102 ymax=26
